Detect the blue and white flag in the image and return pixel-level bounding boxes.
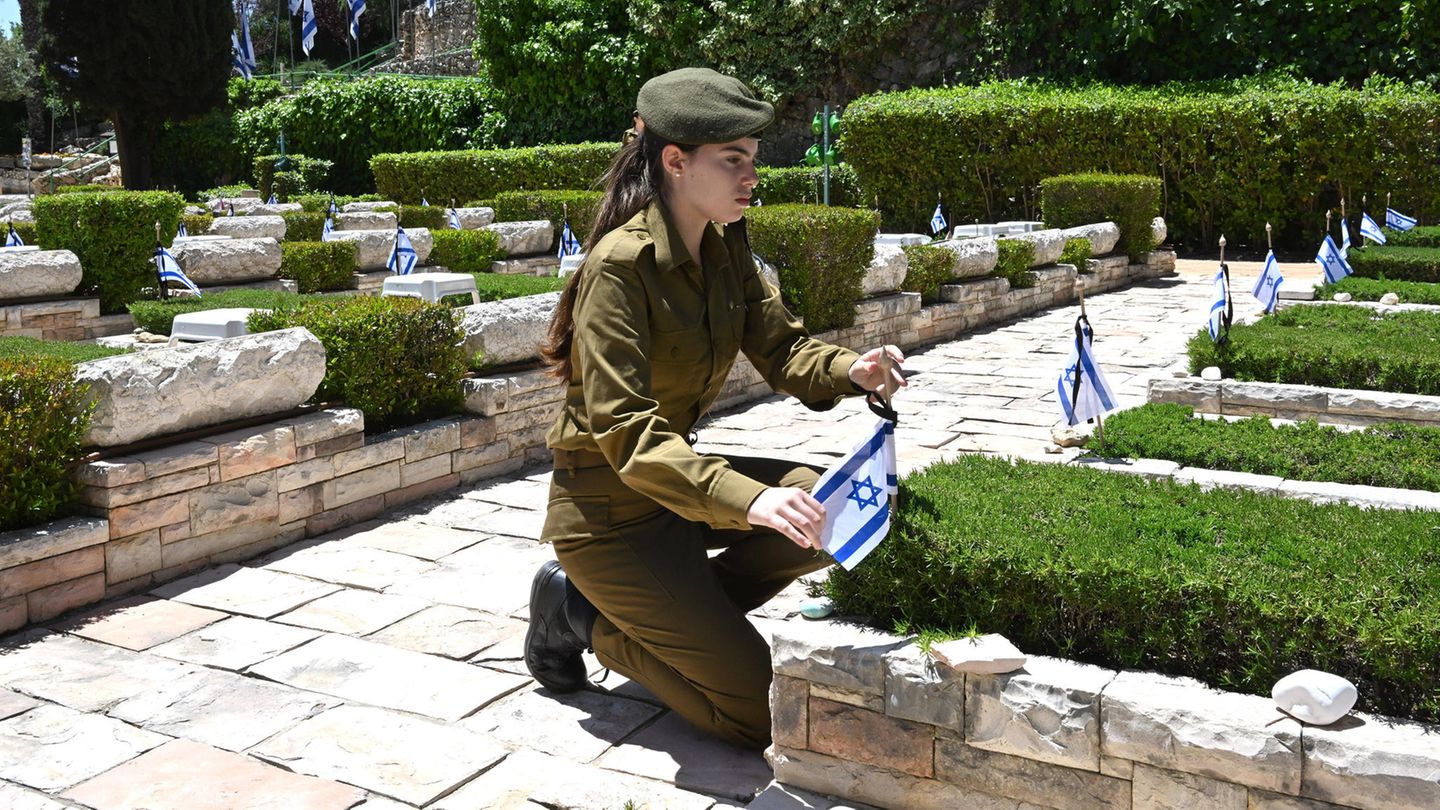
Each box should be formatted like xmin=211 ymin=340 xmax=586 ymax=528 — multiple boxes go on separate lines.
xmin=231 ymin=5 xmax=257 ymax=81
xmin=387 ymin=226 xmax=418 ymax=275
xmin=177 ymin=221 xmax=188 ymax=238
xmin=447 ymin=208 xmax=462 ymax=230
xmin=1340 ymin=217 xmax=1351 ymax=257
xmin=348 ymin=0 xmax=366 ymax=42
xmin=421 ymin=197 xmax=430 ymax=207
xmin=288 ymin=0 xmax=301 ymax=14
xmin=327 ymin=197 xmax=339 ymax=216
xmin=227 ymin=202 xmax=235 ymax=217
xmin=266 ymin=193 xmax=277 ymax=205
xmin=814 ymin=418 xmax=897 ymax=571
xmin=1360 ymin=212 xmax=1387 ymax=244
xmin=1316 ymin=234 xmax=1352 ymax=285
xmin=300 ymin=0 xmax=317 ymax=55
xmin=1206 ymin=264 xmax=1228 ymax=342
xmin=1385 ymin=207 xmax=1416 ymax=232
xmin=4 ymin=224 xmax=22 ymax=248
xmin=322 ymin=215 xmax=334 ymax=241
xmin=1251 ymin=249 xmax=1284 ymax=313
xmin=929 ymin=202 xmax=947 ymax=236
xmin=155 ymin=245 xmax=201 ymax=297
xmin=1057 ymin=316 xmax=1117 ymax=427
xmin=558 ymin=220 xmax=581 ymax=258
xmin=427 ymin=0 xmax=437 ymax=17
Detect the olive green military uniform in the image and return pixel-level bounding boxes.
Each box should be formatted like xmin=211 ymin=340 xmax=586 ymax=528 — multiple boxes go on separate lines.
xmin=543 ymin=199 xmax=863 ymax=748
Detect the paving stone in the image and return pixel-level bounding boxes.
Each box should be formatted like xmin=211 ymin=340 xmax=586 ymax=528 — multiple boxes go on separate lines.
xmin=0 ymin=702 xmax=167 ymax=791
xmin=0 ymin=782 xmax=73 ymax=809
xmin=256 ymin=539 xmax=438 ymax=590
xmin=461 ymin=683 xmax=662 ymax=762
xmin=745 ymin=782 xmax=884 ymax=809
xmin=461 ymin=475 xmax=549 ymax=508
xmin=252 ymin=704 xmax=508 ymax=806
xmin=595 ymin=710 xmax=775 ymax=800
xmin=0 ymin=631 xmax=198 ymax=713
xmin=432 ymin=749 xmax=715 ymax=810
xmin=366 ymin=604 xmax=525 ymax=659
xmin=0 ymin=689 xmax=40 ymax=721
xmin=151 ymin=563 xmax=341 ymax=618
xmin=248 ymin=632 xmax=527 ymax=721
xmin=345 ymin=521 xmax=489 ymax=560
xmin=148 ymin=615 xmax=321 ymax=670
xmin=61 ymin=738 xmax=366 ymax=810
xmin=386 ymin=537 xmax=550 ymax=614
xmin=56 ymin=596 xmax=227 ymax=650
xmin=273 ymin=588 xmax=428 ymax=635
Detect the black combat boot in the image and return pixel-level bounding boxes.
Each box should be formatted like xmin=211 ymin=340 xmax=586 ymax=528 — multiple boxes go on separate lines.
xmin=524 ymin=560 xmax=598 ymax=693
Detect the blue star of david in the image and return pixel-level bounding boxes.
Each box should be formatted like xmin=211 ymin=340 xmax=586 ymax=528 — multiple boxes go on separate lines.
xmin=1062 ymin=365 xmax=1077 ymax=385
xmin=847 ymin=476 xmax=883 ymax=510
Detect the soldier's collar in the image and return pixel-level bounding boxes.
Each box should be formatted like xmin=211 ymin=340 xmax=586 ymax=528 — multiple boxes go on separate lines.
xmin=646 ymin=200 xmax=728 ymax=274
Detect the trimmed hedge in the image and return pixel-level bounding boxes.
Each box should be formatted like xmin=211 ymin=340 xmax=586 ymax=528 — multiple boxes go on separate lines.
xmin=248 ymin=296 xmax=465 ymax=431
xmin=754 ymin=165 xmax=864 ymax=208
xmin=1060 ymin=236 xmax=1093 ymax=272
xmin=747 ymin=205 xmax=878 ymax=334
xmin=1317 ymin=275 xmax=1440 ymax=305
xmin=180 ymin=213 xmax=214 ymax=236
xmin=0 ymin=353 xmax=96 ymax=532
xmin=393 ymin=205 xmax=448 ymax=231
xmin=280 ymin=242 xmax=357 ymax=293
xmin=1383 ymin=225 xmax=1440 ymax=248
xmin=1346 ymin=245 xmax=1440 ymax=283
xmin=1092 ymin=403 xmax=1440 ymax=493
xmin=992 ymin=239 xmax=1035 ymax=288
xmin=370 ymin=143 xmax=617 ymax=206
xmin=491 ymin=190 xmax=603 ymax=247
xmin=825 ymin=454 xmax=1440 ymax=723
xmin=253 ymin=154 xmax=333 ymax=202
xmin=128 ymin=289 xmax=303 ymax=335
xmin=430 ymin=230 xmax=506 ymax=274
xmin=1188 ymin=304 xmax=1440 ymax=395
xmin=52 ymin=184 xmax=116 ymax=195
xmin=33 ymin=191 xmax=186 ymax=313
xmin=842 ymin=79 xmax=1440 ymax=249
xmin=281 ymin=211 xmax=327 ymax=243
xmin=1042 ymin=174 xmax=1160 ymax=261
xmin=899 ymin=244 xmax=955 ymax=304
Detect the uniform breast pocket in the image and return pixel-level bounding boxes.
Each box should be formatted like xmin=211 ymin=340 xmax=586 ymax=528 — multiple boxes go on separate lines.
xmin=650 ymin=326 xmax=710 ymax=366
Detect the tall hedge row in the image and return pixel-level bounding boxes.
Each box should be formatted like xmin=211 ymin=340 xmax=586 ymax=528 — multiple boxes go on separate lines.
xmin=842 ymin=78 xmax=1440 ymax=249
xmin=370 ymin=143 xmax=618 ymax=206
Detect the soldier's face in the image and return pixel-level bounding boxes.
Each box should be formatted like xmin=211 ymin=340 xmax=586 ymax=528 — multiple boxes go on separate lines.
xmin=667 ymin=138 xmax=760 ymax=224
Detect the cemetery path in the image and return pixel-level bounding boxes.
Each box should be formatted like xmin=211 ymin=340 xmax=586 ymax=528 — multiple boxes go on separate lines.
xmin=0 ymin=258 xmax=1320 ymax=809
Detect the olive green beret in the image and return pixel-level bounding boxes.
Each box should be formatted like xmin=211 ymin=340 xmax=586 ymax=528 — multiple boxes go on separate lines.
xmin=636 ymin=68 xmax=773 ymax=145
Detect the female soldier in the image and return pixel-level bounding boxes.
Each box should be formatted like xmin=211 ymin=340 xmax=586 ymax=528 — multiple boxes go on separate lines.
xmin=525 ymin=67 xmax=905 ymax=749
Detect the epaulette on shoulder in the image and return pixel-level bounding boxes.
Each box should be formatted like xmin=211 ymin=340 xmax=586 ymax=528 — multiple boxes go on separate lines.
xmin=589 ymin=223 xmax=653 ymax=269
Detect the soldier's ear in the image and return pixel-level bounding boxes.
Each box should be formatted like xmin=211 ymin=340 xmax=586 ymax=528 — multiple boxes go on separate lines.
xmin=660 ymin=144 xmax=689 ymax=178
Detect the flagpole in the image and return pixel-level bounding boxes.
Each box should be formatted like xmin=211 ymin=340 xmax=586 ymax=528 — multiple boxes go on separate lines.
xmin=153 ymin=221 xmax=168 ymax=301
xmin=1219 ymin=233 xmax=1231 ymax=344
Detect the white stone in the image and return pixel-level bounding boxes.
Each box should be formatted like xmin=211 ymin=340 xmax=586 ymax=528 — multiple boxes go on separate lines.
xmin=171 ymin=236 xmax=282 ymax=284
xmin=929 ymin=634 xmax=1026 ymax=674
xmin=1201 ymin=366 xmax=1222 ymax=381
xmin=251 ymin=202 xmax=304 ymax=216
xmin=484 ymin=219 xmax=552 ymax=255
xmin=1051 ymin=428 xmax=1086 ymax=448
xmin=341 ymin=200 xmax=399 ymax=212
xmin=1333 ymin=292 xmax=1353 ymax=302
xmin=458 ymin=291 xmax=558 ymax=367
xmin=210 ymin=198 xmax=262 ymax=216
xmin=933 ymin=236 xmax=998 ymax=279
xmin=1004 ymin=228 xmax=1065 ymax=267
xmin=1380 ymin=292 xmax=1400 ymax=305
xmin=76 ymin=327 xmax=326 ymax=446
xmin=0 ymin=249 xmax=82 ymax=299
xmin=1151 ymin=216 xmax=1168 ymax=245
xmin=876 ymin=233 xmax=928 ymax=247
xmin=1272 ymin=670 xmax=1357 ymax=726
xmin=1071 ymin=456 xmax=1180 ymax=481
xmin=382 ymin=272 xmax=479 ymax=305
xmin=452 ymin=207 xmax=494 ymax=229
xmin=207 ymin=215 xmax=286 ymax=240
xmin=1060 ymin=222 xmax=1121 ymax=256
xmin=862 ymin=244 xmax=909 ymax=296
xmin=799 ymin=597 xmax=836 ymax=620
xmin=771 ymin=619 xmax=910 ymax=696
xmin=326 ymin=227 xmax=434 ymax=271
xmin=336 ymin=211 xmax=398 ymax=231
xmin=965 ymin=655 xmax=1117 ymax=771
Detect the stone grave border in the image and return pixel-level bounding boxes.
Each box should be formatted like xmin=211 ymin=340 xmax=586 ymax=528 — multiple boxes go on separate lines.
xmin=766 ymin=619 xmax=1440 ymax=810
xmin=1148 ymin=377 xmax=1440 ymax=428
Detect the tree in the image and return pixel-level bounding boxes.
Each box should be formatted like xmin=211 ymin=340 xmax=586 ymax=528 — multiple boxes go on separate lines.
xmin=37 ymin=0 xmax=233 ymax=189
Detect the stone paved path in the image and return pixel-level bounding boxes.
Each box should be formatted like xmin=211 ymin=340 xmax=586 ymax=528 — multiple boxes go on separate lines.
xmin=0 ymin=259 xmax=1318 ymax=809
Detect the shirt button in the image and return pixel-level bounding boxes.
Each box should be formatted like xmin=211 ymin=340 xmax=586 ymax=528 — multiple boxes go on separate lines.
xmin=670 ymin=346 xmax=679 ymax=358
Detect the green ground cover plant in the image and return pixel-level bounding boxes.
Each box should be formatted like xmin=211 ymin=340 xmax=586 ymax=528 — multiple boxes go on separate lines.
xmin=0 ymin=352 xmax=98 ymax=531
xmin=1060 ymin=236 xmax=1093 ymax=272
xmin=747 ymin=205 xmax=878 ymax=333
xmin=825 ymin=454 xmax=1440 ymax=722
xmin=1188 ymin=304 xmax=1440 ymax=395
xmin=430 ymin=230 xmax=507 ymax=274
xmin=992 ymin=239 xmax=1035 ymax=288
xmin=1315 ymin=276 xmax=1440 ymax=305
xmin=1091 ymin=403 xmax=1440 ymax=492
xmin=281 ymin=242 xmax=358 ymax=293
xmin=0 ymin=336 xmax=128 ymax=363
xmin=899 ymin=243 xmax=955 ymax=304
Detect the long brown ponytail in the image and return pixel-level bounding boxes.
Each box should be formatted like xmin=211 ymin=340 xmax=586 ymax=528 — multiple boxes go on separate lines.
xmin=541 ymin=131 xmax=695 ymax=379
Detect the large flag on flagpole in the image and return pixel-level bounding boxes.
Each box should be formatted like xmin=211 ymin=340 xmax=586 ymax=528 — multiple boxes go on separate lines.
xmin=387 ymin=226 xmax=418 ymax=275
xmin=155 ymin=244 xmax=202 ymax=298
xmin=1316 ymin=234 xmax=1352 ymax=285
xmin=1206 ymin=263 xmax=1229 ymax=342
xmin=1056 ymin=314 xmax=1118 ymax=427
xmin=348 ymin=0 xmax=366 ymax=42
xmin=814 ymin=416 xmax=897 ymax=571
xmin=1386 ymin=208 xmax=1417 ymax=231
xmin=301 ymin=0 xmax=317 ymax=56
xmin=1359 ymin=212 xmax=1387 ymax=244
xmin=428 ymin=0 xmax=437 ymax=17
xmin=232 ymin=4 xmax=257 ymax=81
xmin=1251 ymin=249 xmax=1284 ymax=313
xmin=288 ymin=0 xmax=301 ymax=14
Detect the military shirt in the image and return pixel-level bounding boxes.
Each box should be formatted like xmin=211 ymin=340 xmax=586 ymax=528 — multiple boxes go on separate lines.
xmin=546 ymin=199 xmax=863 ymax=531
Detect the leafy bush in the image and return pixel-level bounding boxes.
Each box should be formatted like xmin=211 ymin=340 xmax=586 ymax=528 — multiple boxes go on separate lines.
xmin=280 ymin=242 xmax=357 ymax=293
xmin=754 ymin=165 xmax=864 ymax=208
xmin=1060 ymin=236 xmax=1093 ymax=272
xmin=491 ymin=190 xmax=603 ymax=246
xmin=128 ymin=289 xmax=304 ymax=335
xmin=253 ymin=154 xmax=334 ymax=201
xmin=1383 ymin=225 xmax=1440 ymax=248
xmin=281 ymin=211 xmax=327 ymax=242
xmin=248 ymin=296 xmax=466 ymax=430
xmin=992 ymin=239 xmax=1035 ymax=288
xmin=1042 ymin=174 xmax=1160 ymax=260
xmin=430 ymin=230 xmax=506 ymax=273
xmin=394 ymin=205 xmax=448 ymax=231
xmin=33 ymin=191 xmax=186 ymax=313
xmin=370 ymin=143 xmax=617 ymax=206
xmin=1346 ymin=245 xmax=1440 ymax=283
xmin=0 ymin=354 xmax=96 ymax=532
xmin=180 ymin=213 xmax=214 ymax=236
xmin=0 ymin=336 xmax=128 ymax=363
xmin=1092 ymin=403 xmax=1440 ymax=492
xmin=1317 ymin=275 xmax=1440 ymax=305
xmin=236 ymin=76 xmax=506 ymax=193
xmin=842 ymin=79 xmax=1440 ymax=249
xmin=825 ymin=454 xmax=1440 ymax=723
xmin=899 ymin=243 xmax=955 ymax=304
xmin=156 ymin=78 xmax=285 ymax=196
xmin=1187 ymin=304 xmax=1440 ymax=395
xmin=747 ymin=205 xmax=878 ymax=333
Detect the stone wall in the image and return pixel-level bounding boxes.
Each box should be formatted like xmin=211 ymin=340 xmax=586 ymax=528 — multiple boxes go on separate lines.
xmin=767 ymin=619 xmax=1440 ymax=810
xmin=1 ymin=297 xmax=131 ymax=341
xmin=390 ymin=0 xmax=478 ymax=76
xmin=1148 ymin=377 xmax=1440 ymax=428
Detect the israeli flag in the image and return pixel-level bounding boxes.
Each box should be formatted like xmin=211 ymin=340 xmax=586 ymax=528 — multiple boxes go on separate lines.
xmin=1386 ymin=208 xmax=1417 ymax=231
xmin=1359 ymin=212 xmax=1387 ymax=244
xmin=421 ymin=197 xmax=430 ymax=207
xmin=267 ymin=193 xmax=277 ymax=205
xmin=177 ymin=221 xmax=188 ymax=238
xmin=1056 ymin=317 xmax=1117 ymax=427
xmin=232 ymin=5 xmax=257 ymax=81
xmin=1316 ymin=234 xmax=1352 ymax=285
xmin=1206 ymin=264 xmax=1227 ymax=342
xmin=227 ymin=202 xmax=236 ymax=217
xmin=155 ymin=245 xmax=201 ymax=297
xmin=1251 ymin=249 xmax=1284 ymax=313
xmin=301 ymin=0 xmax=317 ymax=55
xmin=348 ymin=0 xmax=366 ymax=42
xmin=929 ymin=202 xmax=947 ymax=236
xmin=814 ymin=418 xmax=897 ymax=571
xmin=387 ymin=226 xmax=418 ymax=275
xmin=558 ymin=220 xmax=581 ymax=258
xmin=288 ymin=0 xmax=301 ymax=14
xmin=427 ymin=0 xmax=437 ymax=16
xmin=1340 ymin=218 xmax=1351 ymax=257
xmin=4 ymin=224 xmax=22 ymax=248
xmin=322 ymin=215 xmax=334 ymax=241
xmin=327 ymin=197 xmax=339 ymax=216
xmin=447 ymin=208 xmax=462 ymax=230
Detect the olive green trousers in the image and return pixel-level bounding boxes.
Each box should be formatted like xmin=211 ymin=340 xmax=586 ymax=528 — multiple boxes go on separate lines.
xmin=543 ymin=453 xmax=831 ymax=748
